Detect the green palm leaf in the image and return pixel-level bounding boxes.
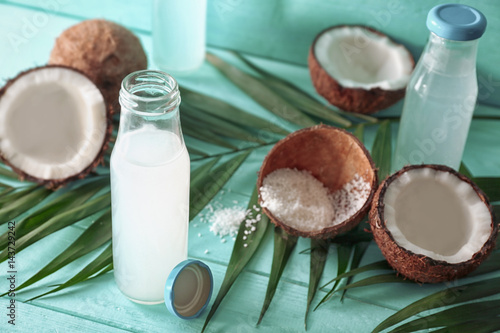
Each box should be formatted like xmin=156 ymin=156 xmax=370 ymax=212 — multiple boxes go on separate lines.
xmin=0 ymin=185 xmax=52 ymax=224
xmin=388 ymin=300 xmax=500 ymax=333
xmin=321 ymin=260 xmax=392 ymax=289
xmin=186 ymin=145 xmax=209 ymax=157
xmin=372 ymin=120 xmax=392 ymax=181
xmin=305 ymin=239 xmax=329 ymax=329
xmin=372 ymin=276 xmax=500 ymax=333
xmin=202 ymin=187 xmax=270 ymax=333
xmin=353 ymin=123 xmax=365 ymax=142
xmin=255 ymin=75 xmax=351 ymax=127
xmin=0 ymin=177 xmax=108 ymax=249
xmin=181 ymin=115 xmax=238 ymax=149
xmin=0 ymin=185 xmax=35 ymax=208
xmin=3 ymin=209 xmax=111 ymax=296
xmin=206 ymin=53 xmax=316 ymax=128
xmin=191 ymin=156 xmax=222 ymax=184
xmin=181 ymin=104 xmax=266 ymax=144
xmin=0 ymin=165 xmax=21 ymax=180
xmin=27 ymin=243 xmax=113 ymax=301
xmin=189 ymin=150 xmax=251 ymax=220
xmin=0 ymin=186 xmax=14 ymax=197
xmin=340 ymin=240 xmax=370 ymax=302
xmin=333 ymin=245 xmax=353 ymax=289
xmin=315 ymin=244 xmax=355 ymax=309
xmin=331 ymin=273 xmax=411 ymax=296
xmin=0 ymin=192 xmax=110 ymax=262
xmin=431 ymin=319 xmax=500 ymax=333
xmin=180 ymin=87 xmax=290 ymax=136
xmin=257 ymin=226 xmax=298 ymax=325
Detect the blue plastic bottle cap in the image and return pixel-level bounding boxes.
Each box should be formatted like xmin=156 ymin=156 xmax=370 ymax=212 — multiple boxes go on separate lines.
xmin=164 ymin=259 xmax=213 ymax=319
xmin=427 ymin=4 xmax=486 ymax=41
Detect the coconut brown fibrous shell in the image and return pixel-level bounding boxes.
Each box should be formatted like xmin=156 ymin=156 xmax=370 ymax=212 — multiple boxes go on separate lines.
xmin=49 ymin=19 xmax=148 ymax=111
xmin=257 ymin=124 xmax=378 ymax=239
xmin=369 ymin=164 xmax=498 ymax=283
xmin=308 ymin=25 xmax=414 ymax=114
xmin=0 ymin=65 xmax=113 ymax=190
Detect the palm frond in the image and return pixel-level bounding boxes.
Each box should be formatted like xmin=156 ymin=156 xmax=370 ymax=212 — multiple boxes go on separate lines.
xmin=305 ymin=239 xmax=329 ymax=329
xmin=257 ymin=226 xmax=298 ymax=325
xmin=27 ymin=243 xmax=113 ymax=301
xmin=202 ymin=187 xmax=270 ymax=333
xmin=189 ymin=150 xmax=251 ymax=220
xmin=206 ymin=53 xmax=316 ymax=128
xmin=3 ymin=209 xmax=111 ymax=296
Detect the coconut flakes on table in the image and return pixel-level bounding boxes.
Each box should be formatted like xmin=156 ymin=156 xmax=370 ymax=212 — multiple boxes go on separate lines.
xmin=208 ymin=206 xmax=247 ymax=238
xmin=260 ymin=168 xmax=370 ymax=231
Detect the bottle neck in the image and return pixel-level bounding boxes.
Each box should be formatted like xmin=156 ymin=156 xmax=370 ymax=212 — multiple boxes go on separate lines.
xmin=118 ymin=70 xmax=184 ymax=143
xmin=420 ymin=32 xmax=479 ymax=75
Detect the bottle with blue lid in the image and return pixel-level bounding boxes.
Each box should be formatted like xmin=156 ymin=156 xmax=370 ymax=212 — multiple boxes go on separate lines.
xmin=393 ymin=4 xmax=487 ymax=171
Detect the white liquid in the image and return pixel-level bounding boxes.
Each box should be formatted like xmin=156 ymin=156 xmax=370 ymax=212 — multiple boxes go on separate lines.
xmin=393 ymin=56 xmax=477 ymax=171
xmin=110 ymin=126 xmax=190 ymax=304
xmin=153 ymin=0 xmax=207 ymax=73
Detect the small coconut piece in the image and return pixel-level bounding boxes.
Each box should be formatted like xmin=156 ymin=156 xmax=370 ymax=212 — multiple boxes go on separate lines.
xmin=49 ymin=19 xmax=148 ymax=109
xmin=309 ymin=25 xmax=414 ymax=114
xmin=0 ymin=66 xmax=112 ymax=189
xmin=257 ymin=125 xmax=378 ymax=239
xmin=370 ymin=165 xmax=498 ymax=283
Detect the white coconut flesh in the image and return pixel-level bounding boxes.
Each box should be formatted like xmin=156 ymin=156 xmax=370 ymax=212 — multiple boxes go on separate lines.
xmin=383 ymin=168 xmax=492 ymax=264
xmin=0 ymin=67 xmax=107 ymax=180
xmin=314 ymin=26 xmax=412 ymax=90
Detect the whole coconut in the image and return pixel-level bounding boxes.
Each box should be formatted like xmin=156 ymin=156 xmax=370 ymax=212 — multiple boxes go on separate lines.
xmin=49 ymin=19 xmax=148 ymax=110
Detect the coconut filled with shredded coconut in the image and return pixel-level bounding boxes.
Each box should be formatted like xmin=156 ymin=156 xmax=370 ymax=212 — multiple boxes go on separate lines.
xmin=260 ymin=169 xmax=371 ymax=232
xmin=257 ymin=125 xmax=377 ymax=239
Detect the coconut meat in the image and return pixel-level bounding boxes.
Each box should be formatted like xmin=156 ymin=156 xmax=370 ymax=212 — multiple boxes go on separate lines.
xmin=314 ymin=26 xmax=412 ymax=90
xmin=0 ymin=67 xmax=107 ymax=180
xmin=383 ymin=168 xmax=492 ymax=264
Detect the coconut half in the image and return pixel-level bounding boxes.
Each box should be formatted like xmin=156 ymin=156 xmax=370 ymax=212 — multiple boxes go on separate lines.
xmin=309 ymin=25 xmax=414 ymax=114
xmin=370 ymin=165 xmax=498 ymax=283
xmin=0 ymin=66 xmax=112 ymax=188
xmin=258 ymin=125 xmax=378 ymax=239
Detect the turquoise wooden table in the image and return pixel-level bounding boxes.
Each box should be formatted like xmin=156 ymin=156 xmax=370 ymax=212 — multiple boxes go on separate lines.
xmin=1 ymin=1 xmax=499 ymax=332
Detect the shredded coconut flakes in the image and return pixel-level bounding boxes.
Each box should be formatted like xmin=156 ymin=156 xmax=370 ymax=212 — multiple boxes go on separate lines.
xmin=260 ymin=168 xmax=370 ymax=231
xmin=208 ymin=206 xmax=247 ymax=238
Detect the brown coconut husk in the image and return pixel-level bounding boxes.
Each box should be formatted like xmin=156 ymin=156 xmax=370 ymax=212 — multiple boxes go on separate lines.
xmin=308 ymin=25 xmax=414 ymax=114
xmin=0 ymin=65 xmax=113 ymax=190
xmin=257 ymin=124 xmax=378 ymax=239
xmin=49 ymin=19 xmax=148 ymax=111
xmin=369 ymin=164 xmax=498 ymax=283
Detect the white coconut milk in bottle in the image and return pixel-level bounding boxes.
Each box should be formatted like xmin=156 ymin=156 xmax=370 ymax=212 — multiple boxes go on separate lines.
xmin=393 ymin=4 xmax=486 ymax=171
xmin=111 ymin=70 xmax=190 ymax=304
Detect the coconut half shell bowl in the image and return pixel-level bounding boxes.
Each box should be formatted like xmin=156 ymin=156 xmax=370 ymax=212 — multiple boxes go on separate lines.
xmin=370 ymin=164 xmax=498 ymax=283
xmin=257 ymin=125 xmax=378 ymax=239
xmin=309 ymin=25 xmax=414 ymax=114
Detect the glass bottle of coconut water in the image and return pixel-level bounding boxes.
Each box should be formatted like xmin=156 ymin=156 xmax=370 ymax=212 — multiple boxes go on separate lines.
xmin=111 ymin=70 xmax=190 ymax=304
xmin=153 ymin=0 xmax=207 ymax=74
xmin=393 ymin=4 xmax=486 ymax=171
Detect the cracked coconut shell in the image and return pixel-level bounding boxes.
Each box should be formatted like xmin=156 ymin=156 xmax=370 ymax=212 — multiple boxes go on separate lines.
xmin=309 ymin=25 xmax=414 ymax=114
xmin=49 ymin=19 xmax=148 ymax=110
xmin=257 ymin=124 xmax=378 ymax=239
xmin=369 ymin=165 xmax=498 ymax=283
